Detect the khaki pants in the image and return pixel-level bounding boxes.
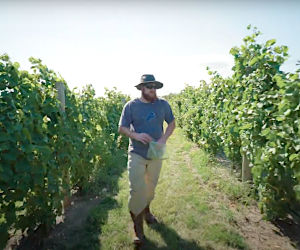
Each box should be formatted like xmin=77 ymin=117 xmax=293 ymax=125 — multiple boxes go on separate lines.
xmin=128 ymin=152 xmax=163 ymax=215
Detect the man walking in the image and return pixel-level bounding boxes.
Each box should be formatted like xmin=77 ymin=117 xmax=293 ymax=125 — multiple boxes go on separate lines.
xmin=118 ymin=74 xmax=175 ymax=246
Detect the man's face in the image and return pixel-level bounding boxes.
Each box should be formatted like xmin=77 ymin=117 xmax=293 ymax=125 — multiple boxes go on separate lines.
xmin=141 ymin=84 xmax=158 ymax=102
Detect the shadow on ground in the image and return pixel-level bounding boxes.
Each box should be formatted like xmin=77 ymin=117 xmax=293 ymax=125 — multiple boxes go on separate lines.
xmin=273 ymin=215 xmax=300 ymax=249
xmin=140 ymin=222 xmax=204 ymax=250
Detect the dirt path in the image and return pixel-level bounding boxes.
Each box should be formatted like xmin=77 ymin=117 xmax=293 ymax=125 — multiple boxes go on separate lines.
xmin=42 ymin=195 xmax=101 ymax=250
xmin=7 ymin=195 xmax=101 ymax=250
xmin=232 ymin=205 xmax=299 ymax=250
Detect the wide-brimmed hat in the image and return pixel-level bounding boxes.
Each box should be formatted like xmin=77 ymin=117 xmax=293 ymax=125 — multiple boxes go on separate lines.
xmin=135 ymin=74 xmax=163 ymax=90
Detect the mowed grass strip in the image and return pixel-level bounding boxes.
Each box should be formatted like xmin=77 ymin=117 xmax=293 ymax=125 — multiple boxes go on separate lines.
xmin=82 ymin=128 xmax=251 ymax=249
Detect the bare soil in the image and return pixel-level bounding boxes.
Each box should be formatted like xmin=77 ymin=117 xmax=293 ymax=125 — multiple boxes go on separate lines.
xmin=5 ymin=194 xmax=101 ymax=250
xmin=230 ymin=202 xmax=300 ymax=250
xmin=214 ymin=153 xmax=300 ymax=250
xmin=42 ymin=195 xmax=101 ymax=250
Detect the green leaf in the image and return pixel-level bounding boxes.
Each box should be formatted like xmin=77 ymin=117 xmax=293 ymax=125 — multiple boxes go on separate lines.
xmin=294 ymin=144 xmax=300 ymax=152
xmin=229 ymin=47 xmax=239 ymax=56
xmin=276 ymin=116 xmax=285 ymax=121
xmin=282 ymin=45 xmax=288 ymax=55
xmin=266 ymin=39 xmax=276 ymax=47
xmin=240 ymin=123 xmax=252 ymax=129
xmin=274 ymin=46 xmax=282 ymax=54
xmin=249 ymin=57 xmax=258 ymax=66
xmin=284 ymin=109 xmax=291 ymax=116
xmin=289 ymin=154 xmax=298 ymax=161
xmin=274 ymin=75 xmax=286 ymax=88
xmin=289 ymin=73 xmax=299 ymax=81
xmin=257 ymin=102 xmax=264 ymax=108
xmin=261 ymin=128 xmax=271 ymax=136
xmin=78 ymin=114 xmax=83 ymax=123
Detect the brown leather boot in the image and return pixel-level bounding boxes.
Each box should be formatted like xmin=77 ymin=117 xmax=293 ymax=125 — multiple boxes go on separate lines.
xmin=130 ymin=210 xmax=145 ymax=245
xmin=144 ymin=205 xmax=158 ymax=224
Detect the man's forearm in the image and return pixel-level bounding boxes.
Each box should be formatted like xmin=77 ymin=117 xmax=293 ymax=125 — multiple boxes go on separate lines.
xmin=161 ymin=120 xmax=176 ymax=141
xmin=118 ymin=126 xmax=136 ymax=139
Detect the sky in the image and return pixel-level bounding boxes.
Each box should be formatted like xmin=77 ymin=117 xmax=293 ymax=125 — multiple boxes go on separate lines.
xmin=1 ymin=0 xmax=300 ymax=98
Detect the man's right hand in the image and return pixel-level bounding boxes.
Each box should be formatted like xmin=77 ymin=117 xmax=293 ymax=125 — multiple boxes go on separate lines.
xmin=133 ymin=133 xmax=153 ymax=144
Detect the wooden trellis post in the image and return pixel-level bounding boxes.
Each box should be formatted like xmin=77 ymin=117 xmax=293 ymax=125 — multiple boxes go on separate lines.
xmin=55 ymin=82 xmax=71 ymax=209
xmin=55 ymin=82 xmax=65 ymax=113
xmin=242 ymin=152 xmax=252 ymax=182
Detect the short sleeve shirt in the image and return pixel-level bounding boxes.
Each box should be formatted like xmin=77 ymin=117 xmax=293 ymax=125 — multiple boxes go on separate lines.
xmin=118 ymin=98 xmax=175 ymax=159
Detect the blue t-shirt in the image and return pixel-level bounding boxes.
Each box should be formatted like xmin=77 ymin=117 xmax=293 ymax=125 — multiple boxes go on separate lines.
xmin=118 ymin=98 xmax=175 ymax=159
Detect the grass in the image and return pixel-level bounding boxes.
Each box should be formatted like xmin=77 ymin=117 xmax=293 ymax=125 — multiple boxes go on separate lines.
xmin=67 ymin=128 xmax=254 ymax=249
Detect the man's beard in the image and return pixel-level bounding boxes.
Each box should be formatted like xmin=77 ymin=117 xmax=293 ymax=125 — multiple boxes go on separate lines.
xmin=142 ymin=89 xmax=157 ymax=102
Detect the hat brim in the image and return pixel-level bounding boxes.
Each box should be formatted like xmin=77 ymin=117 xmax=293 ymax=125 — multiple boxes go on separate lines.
xmin=135 ymin=81 xmax=163 ymax=90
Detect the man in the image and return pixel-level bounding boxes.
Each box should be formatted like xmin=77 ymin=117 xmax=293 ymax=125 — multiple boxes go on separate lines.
xmin=118 ymin=74 xmax=176 ymax=246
